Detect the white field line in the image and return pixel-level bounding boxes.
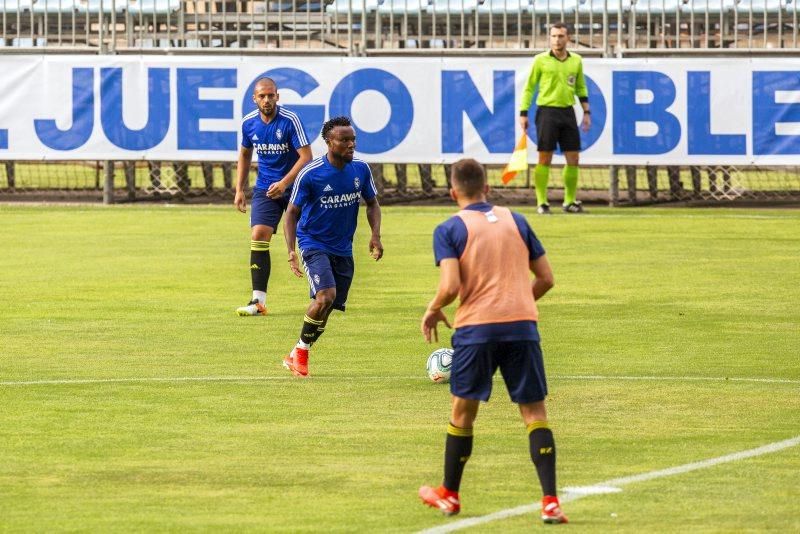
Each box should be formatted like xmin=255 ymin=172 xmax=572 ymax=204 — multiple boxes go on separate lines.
xmin=557 ymin=374 xmax=800 ymax=385
xmin=418 ymin=435 xmax=800 ymax=534
xmin=0 ymin=374 xmax=799 ymax=387
xmin=0 ymin=376 xmax=424 ymax=386
xmin=577 ymin=213 xmax=796 ymax=221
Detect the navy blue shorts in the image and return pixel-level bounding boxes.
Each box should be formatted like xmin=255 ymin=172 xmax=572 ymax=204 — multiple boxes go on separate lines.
xmin=250 ymin=188 xmax=289 ymax=229
xmin=450 ymin=340 xmax=548 ymax=404
xmin=300 ymin=249 xmax=354 ymax=312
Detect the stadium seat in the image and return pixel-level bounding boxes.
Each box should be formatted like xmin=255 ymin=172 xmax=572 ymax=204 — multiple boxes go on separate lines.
xmin=262 ymin=0 xmax=325 ymax=11
xmin=266 ymin=0 xmax=295 ymax=10
xmin=578 ymin=0 xmax=632 ymax=14
xmin=477 ymin=0 xmax=532 ymax=15
xmin=326 ymin=0 xmax=383 ymax=15
xmin=680 ymin=0 xmax=738 ymax=12
xmin=127 ymin=0 xmax=181 ymax=15
xmin=1 ymin=0 xmax=34 ymax=12
xmin=297 ymin=2 xmax=326 ymax=10
xmin=11 ymin=36 xmax=46 ymax=44
xmin=733 ymin=0 xmax=791 ymax=14
xmin=631 ymin=0 xmax=683 ymax=14
xmin=528 ymin=0 xmax=583 ymax=16
xmin=76 ymin=0 xmax=126 ymax=14
xmin=31 ymin=0 xmax=79 ymax=14
xmin=426 ymin=0 xmax=482 ymax=14
xmin=377 ymin=0 xmax=430 ymax=15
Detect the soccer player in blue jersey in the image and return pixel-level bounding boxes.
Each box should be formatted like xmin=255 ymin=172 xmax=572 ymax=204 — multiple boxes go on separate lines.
xmin=281 ymin=116 xmax=383 ymax=377
xmin=234 ymin=77 xmax=312 ymax=316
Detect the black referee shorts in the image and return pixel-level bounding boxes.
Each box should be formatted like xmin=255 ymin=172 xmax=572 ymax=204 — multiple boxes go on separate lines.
xmin=535 ymin=106 xmax=581 ymax=152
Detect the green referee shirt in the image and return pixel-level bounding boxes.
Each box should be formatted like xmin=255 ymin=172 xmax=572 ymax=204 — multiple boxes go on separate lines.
xmin=520 ymin=51 xmax=588 ymax=113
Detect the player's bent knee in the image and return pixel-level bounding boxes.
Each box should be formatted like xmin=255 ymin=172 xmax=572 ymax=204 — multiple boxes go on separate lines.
xmin=315 ymin=289 xmax=336 ymax=309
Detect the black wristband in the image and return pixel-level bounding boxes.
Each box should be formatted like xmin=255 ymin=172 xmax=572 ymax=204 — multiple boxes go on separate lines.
xmin=584 ymin=110 xmax=591 ymax=114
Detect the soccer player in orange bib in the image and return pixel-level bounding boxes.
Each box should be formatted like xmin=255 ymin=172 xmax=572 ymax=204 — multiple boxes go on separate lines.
xmin=418 ymin=158 xmax=567 ymax=524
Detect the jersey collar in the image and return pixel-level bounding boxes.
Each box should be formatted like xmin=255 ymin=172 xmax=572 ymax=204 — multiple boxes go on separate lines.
xmin=549 ymin=50 xmax=571 ymax=62
xmin=323 ymin=153 xmax=349 ymax=172
xmin=464 ymin=201 xmax=493 ymax=212
xmin=259 ymin=104 xmax=280 ymax=125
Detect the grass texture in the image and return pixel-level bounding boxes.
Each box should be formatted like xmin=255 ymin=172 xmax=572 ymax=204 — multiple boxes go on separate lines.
xmin=1 ymin=204 xmax=798 ymax=532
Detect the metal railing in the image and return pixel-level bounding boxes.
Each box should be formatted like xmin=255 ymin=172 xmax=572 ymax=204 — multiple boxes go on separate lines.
xmin=1 ymin=0 xmax=798 ymax=55
xmin=2 ymin=160 xmax=799 ymax=206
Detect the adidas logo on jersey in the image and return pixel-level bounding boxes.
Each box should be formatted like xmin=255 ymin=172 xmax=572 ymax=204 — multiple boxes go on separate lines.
xmin=252 ymin=134 xmax=259 ymax=141
xmin=323 ymin=184 xmax=333 ymax=192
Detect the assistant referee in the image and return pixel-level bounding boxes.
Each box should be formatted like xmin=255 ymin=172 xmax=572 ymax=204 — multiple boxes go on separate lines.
xmin=519 ymin=22 xmax=591 ymax=214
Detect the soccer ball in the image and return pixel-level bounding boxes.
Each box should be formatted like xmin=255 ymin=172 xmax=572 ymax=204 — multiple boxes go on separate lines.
xmin=426 ymin=348 xmax=453 ymax=384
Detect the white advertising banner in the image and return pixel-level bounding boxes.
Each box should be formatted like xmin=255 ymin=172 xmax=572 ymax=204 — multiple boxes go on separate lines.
xmin=0 ymin=55 xmax=798 ymax=165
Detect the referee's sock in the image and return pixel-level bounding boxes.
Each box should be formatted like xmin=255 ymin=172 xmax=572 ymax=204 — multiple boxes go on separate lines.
xmin=528 ymin=420 xmax=557 ymax=496
xmin=443 ymin=423 xmax=473 ymax=493
xmin=534 ymin=164 xmax=550 ymax=206
xmin=250 ymin=240 xmax=270 ymax=303
xmin=563 ymin=165 xmax=579 ymax=206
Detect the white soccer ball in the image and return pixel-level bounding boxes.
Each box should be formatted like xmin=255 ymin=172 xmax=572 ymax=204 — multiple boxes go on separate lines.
xmin=426 ymin=348 xmax=453 ymax=384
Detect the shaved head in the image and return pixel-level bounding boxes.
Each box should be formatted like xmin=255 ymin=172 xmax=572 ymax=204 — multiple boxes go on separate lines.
xmin=253 ymin=77 xmax=277 ymax=93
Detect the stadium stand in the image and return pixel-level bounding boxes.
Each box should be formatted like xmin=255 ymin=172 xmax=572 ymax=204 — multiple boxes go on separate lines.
xmin=477 ymin=0 xmax=529 ymax=15
xmin=1 ymin=0 xmax=797 ymax=49
xmin=326 ymin=0 xmax=383 ymax=14
xmin=0 ymin=0 xmax=798 ymax=204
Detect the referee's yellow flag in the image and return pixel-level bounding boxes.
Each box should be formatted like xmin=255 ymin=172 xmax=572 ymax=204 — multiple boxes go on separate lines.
xmin=501 ymin=134 xmax=528 ymax=184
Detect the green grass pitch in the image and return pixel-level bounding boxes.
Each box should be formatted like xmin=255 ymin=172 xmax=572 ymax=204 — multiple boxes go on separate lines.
xmin=1 ymin=204 xmax=799 ymax=532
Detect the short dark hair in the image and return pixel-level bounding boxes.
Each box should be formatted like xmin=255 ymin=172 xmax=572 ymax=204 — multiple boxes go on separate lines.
xmin=321 ymin=116 xmax=352 ymax=141
xmin=550 ymin=21 xmax=569 ymax=35
xmin=450 ymin=158 xmax=486 ymax=197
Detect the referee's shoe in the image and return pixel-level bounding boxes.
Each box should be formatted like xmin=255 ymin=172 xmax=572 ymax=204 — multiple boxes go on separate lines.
xmin=537 ymin=204 xmax=552 ymax=215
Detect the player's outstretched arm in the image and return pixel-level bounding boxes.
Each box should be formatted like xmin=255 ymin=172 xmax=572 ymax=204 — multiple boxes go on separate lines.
xmin=421 ymin=258 xmax=460 ymax=343
xmin=530 ymin=255 xmax=555 ymax=301
xmin=234 ymin=146 xmax=253 ymax=213
xmin=283 ymin=203 xmax=303 ymax=278
xmin=365 ymin=197 xmax=383 ymax=261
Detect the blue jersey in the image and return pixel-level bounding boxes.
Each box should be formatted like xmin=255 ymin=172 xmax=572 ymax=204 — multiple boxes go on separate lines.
xmin=241 ymin=105 xmax=309 ymax=190
xmin=290 ymin=155 xmax=378 ymax=257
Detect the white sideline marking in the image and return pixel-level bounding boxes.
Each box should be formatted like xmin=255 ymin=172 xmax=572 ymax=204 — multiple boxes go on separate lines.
xmin=557 ymin=375 xmax=800 ymax=385
xmin=0 ymin=376 xmax=421 ymax=386
xmin=569 ymin=213 xmax=797 ymax=221
xmin=561 ymin=485 xmax=622 ymax=495
xmin=417 ymin=435 xmax=800 ymax=534
xmin=1 ymin=374 xmax=798 ymax=387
